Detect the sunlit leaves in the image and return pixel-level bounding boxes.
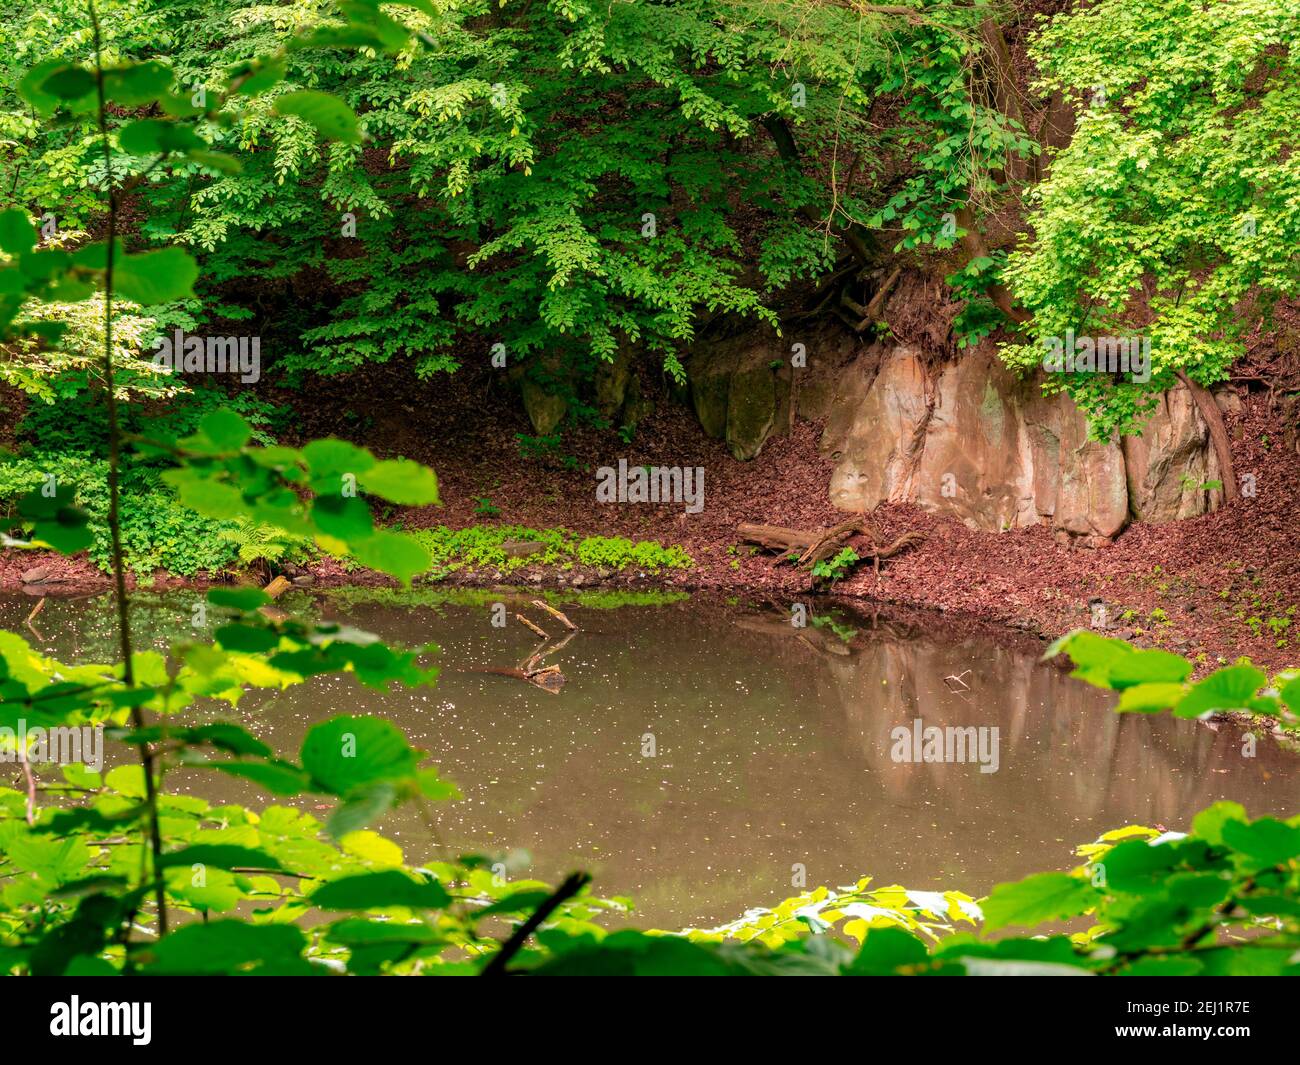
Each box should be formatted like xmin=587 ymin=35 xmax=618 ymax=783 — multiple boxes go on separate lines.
xmin=157 ymin=412 xmax=436 ymax=584
xmin=1174 ymin=664 xmax=1268 ymax=718
xmin=310 ymin=870 xmax=450 ymax=910
xmin=299 ymin=715 xmax=419 ymax=797
xmin=359 ymin=459 xmax=440 ymax=506
xmin=140 ymin=921 xmax=311 ymax=975
xmin=982 ymin=873 xmax=1098 ymax=932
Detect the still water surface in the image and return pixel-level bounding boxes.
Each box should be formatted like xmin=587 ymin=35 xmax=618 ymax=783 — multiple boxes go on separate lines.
xmin=4 ymin=589 xmax=1293 ymax=929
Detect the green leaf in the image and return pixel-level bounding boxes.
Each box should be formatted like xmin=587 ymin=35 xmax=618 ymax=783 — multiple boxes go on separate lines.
xmin=159 ymin=845 xmax=284 ymax=871
xmin=36 ymin=65 xmax=96 ymax=102
xmin=417 ymin=767 xmax=460 ymax=801
xmin=185 ymin=149 xmax=242 ymax=174
xmin=207 ymin=761 xmax=312 ymax=796
xmin=102 ymin=61 xmax=175 ymax=106
xmin=302 ymin=438 xmax=374 ymax=480
xmin=273 ymin=90 xmax=361 ymax=143
xmin=359 ymin=459 xmax=441 ymax=505
xmin=0 ymin=210 xmax=37 ymax=255
xmin=1095 ymin=840 xmax=1181 ymax=893
xmin=312 ymin=494 xmax=374 ymax=540
xmin=215 ymin=623 xmax=280 ymax=653
xmin=17 ymin=60 xmax=71 ymax=114
xmin=1221 ymin=818 xmax=1300 ymax=866
xmin=117 ymin=118 xmax=204 ymax=156
xmin=982 ymin=873 xmax=1097 ymax=931
xmin=1106 ymin=649 xmax=1193 ymax=688
xmin=1044 ymin=629 xmax=1135 ymax=688
xmin=228 ymin=56 xmax=288 ymax=97
xmin=300 ymin=715 xmax=419 ymax=796
xmin=310 ymin=870 xmax=450 ymax=910
xmin=1174 ymin=665 xmax=1266 ymax=718
xmin=198 ymin=409 xmax=252 ymax=450
xmin=326 ymin=781 xmax=398 ymax=839
xmin=171 ymin=477 xmax=247 ymax=519
xmin=142 ymin=921 xmax=309 ymax=975
xmin=1116 ymin=682 xmax=1187 ymax=713
xmin=17 ymin=484 xmax=92 ymax=555
xmin=115 ymin=247 xmax=198 ymax=303
xmin=207 ymin=586 xmax=270 ymax=611
xmin=842 ymin=927 xmax=930 ymax=974
xmin=1191 ymin=801 xmax=1249 ymax=846
xmin=350 ymin=529 xmax=430 ymax=584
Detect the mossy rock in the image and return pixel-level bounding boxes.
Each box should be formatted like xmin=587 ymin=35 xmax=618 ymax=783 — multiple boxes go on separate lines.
xmin=594 ymin=352 xmax=632 ymax=419
xmin=726 ymin=363 xmax=777 ymax=460
xmin=522 ymin=379 xmax=568 ymax=434
xmin=690 ymin=366 xmax=731 ymax=439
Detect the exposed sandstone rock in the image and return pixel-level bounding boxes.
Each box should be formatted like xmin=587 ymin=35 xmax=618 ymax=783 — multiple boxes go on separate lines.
xmin=827 ymin=348 xmax=930 ymax=512
xmin=689 ymin=335 xmax=783 ymax=460
xmin=911 ymin=348 xmax=1035 ymax=531
xmin=1122 ymin=387 xmax=1224 ymax=522
xmin=1053 ymin=408 xmax=1129 ymax=547
xmin=593 ymin=351 xmax=631 ymax=419
xmin=815 ymin=344 xmax=1220 ymax=544
xmin=684 ymin=325 xmax=1222 ymax=543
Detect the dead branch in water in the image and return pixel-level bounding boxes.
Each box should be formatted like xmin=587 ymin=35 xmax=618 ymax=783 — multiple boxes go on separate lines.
xmin=468 ymin=628 xmax=576 ymax=693
xmin=472 ymin=663 xmax=565 ymax=694
xmin=531 ymin=600 xmax=578 ymax=631
xmin=514 ymin=613 xmax=549 ymax=640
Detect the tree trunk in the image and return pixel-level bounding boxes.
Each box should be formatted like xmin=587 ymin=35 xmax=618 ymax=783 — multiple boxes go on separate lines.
xmin=1177 ymin=370 xmax=1238 ymax=501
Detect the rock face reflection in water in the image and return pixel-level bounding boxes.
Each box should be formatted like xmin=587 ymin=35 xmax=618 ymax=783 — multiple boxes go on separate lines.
xmin=3 ymin=591 xmax=1292 ymax=929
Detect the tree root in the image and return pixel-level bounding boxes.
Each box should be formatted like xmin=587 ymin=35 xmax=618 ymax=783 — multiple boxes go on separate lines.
xmin=737 ymin=519 xmax=926 ymax=578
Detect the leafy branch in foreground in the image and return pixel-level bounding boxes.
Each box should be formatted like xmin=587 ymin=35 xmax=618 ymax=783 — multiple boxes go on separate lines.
xmin=1046 ymin=629 xmax=1300 ymax=735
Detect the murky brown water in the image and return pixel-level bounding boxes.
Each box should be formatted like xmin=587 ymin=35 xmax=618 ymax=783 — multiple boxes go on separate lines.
xmin=3 ymin=588 xmax=1294 ymax=929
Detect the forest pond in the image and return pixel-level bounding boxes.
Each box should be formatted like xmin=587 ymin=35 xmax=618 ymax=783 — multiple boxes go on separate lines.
xmin=4 ymin=588 xmax=1294 ymax=930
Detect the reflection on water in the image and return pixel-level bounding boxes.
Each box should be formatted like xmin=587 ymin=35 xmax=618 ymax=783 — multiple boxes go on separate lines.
xmin=2 ymin=589 xmax=1294 ymax=929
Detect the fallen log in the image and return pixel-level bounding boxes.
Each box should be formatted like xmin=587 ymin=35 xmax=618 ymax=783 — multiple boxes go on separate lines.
xmin=263 ymin=575 xmax=293 ymax=599
xmin=735 ymin=523 xmax=821 ymax=552
xmin=736 ymin=520 xmax=925 ymax=579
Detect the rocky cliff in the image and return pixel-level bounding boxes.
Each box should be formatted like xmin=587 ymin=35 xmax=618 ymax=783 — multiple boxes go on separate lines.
xmin=687 ymin=328 xmax=1223 ymax=546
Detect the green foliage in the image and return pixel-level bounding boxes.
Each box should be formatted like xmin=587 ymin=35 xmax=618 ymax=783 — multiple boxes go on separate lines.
xmin=1000 ymin=0 xmax=1300 ymax=438
xmin=0 ymin=0 xmax=1040 ymax=396
xmin=810 ymin=546 xmax=860 ymax=586
xmin=408 ymin=524 xmax=691 ymax=577
xmin=1046 ymin=629 xmax=1299 ymax=734
xmin=218 ymin=516 xmax=312 ymax=573
xmin=573 ymin=534 xmax=691 ymax=572
xmin=0 ymin=388 xmax=295 ymax=576
xmin=947 ymin=254 xmax=1009 ymax=349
